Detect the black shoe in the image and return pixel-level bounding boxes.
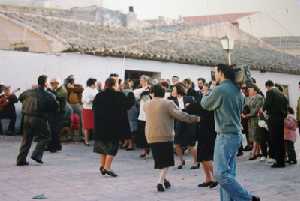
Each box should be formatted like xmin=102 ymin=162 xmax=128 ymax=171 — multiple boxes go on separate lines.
xmin=209 ymin=181 xmax=218 ymax=188
xmin=249 ymin=156 xmax=257 ymax=160
xmin=198 ymin=182 xmax=211 ymax=187
xmin=289 ymin=160 xmax=297 ymax=165
xmin=126 ymin=148 xmax=135 ymax=151
xmin=49 ymin=149 xmax=57 ymax=153
xmin=252 ymin=195 xmax=261 ymax=201
xmin=100 ymin=166 xmax=105 ymax=175
xmin=17 ymin=161 xmax=29 ymax=166
xmin=157 ymin=184 xmax=165 ymax=192
xmin=139 ymin=153 xmax=146 ymax=158
xmin=103 ymin=169 xmax=118 ymax=177
xmin=177 ymin=160 xmax=185 ymax=169
xmin=271 ymin=163 xmax=285 ymax=168
xmin=237 ymin=151 xmax=244 ymax=157
xmin=57 ymin=145 xmax=62 ymax=151
xmin=31 ymin=157 xmax=43 ymax=164
xmin=164 ymin=179 xmax=171 ymax=189
xmin=190 ymin=163 xmax=200 ymax=169
xmin=243 ymin=146 xmax=252 ymax=151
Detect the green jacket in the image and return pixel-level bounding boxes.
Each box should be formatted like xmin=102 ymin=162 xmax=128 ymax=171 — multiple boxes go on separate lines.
xmin=247 ymin=94 xmax=264 ymax=129
xmin=19 ymin=87 xmax=58 ymax=118
xmin=201 ymin=80 xmax=244 ymax=134
xmin=51 ymin=86 xmax=68 ymax=114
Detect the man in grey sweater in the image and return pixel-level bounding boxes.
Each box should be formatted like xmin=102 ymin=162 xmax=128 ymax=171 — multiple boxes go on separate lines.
xmin=201 ymin=64 xmax=260 ymax=201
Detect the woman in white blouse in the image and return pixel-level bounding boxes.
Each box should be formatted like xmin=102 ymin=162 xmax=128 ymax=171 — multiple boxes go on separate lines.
xmin=82 ymin=78 xmax=98 ymax=146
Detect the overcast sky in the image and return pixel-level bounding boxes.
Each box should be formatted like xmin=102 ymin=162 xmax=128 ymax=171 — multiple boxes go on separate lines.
xmin=1 ymin=0 xmax=300 ymax=37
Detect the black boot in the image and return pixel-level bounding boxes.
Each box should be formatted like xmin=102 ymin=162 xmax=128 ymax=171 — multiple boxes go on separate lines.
xmin=157 ymin=184 xmax=165 ymax=192
xmin=252 ymin=196 xmax=260 ymax=201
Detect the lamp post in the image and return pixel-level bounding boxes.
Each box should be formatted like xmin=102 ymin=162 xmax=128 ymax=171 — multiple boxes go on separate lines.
xmin=220 ymin=36 xmax=234 ymax=65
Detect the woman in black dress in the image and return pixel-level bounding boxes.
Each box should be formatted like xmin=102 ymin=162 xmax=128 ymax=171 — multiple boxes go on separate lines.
xmin=93 ymin=78 xmax=132 ymax=177
xmin=169 ymin=83 xmax=199 ymax=169
xmin=197 ymin=83 xmax=218 ymax=188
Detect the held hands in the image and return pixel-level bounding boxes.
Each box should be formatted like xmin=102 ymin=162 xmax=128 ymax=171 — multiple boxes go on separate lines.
xmin=196 ymin=116 xmax=201 ymax=122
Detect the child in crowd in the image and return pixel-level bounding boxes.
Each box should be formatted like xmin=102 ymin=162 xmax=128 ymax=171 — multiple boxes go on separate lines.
xmin=284 ymin=107 xmax=298 ymax=164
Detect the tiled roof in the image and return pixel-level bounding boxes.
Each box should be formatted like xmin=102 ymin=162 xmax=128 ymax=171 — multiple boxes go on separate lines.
xmin=182 ymin=12 xmax=257 ymax=25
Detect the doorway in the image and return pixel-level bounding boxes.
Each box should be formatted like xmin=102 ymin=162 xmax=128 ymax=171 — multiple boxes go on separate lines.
xmin=125 ymin=70 xmax=161 ymax=88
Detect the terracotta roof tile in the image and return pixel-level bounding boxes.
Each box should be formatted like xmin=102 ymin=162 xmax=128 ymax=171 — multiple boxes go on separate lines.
xmin=182 ymin=12 xmax=256 ymax=25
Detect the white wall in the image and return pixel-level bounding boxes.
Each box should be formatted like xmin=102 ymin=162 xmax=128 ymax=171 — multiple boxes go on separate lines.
xmin=0 ymin=49 xmax=300 ymax=109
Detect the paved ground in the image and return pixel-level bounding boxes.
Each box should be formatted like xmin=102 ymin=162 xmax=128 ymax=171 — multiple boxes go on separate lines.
xmin=0 ymin=136 xmax=300 ymax=201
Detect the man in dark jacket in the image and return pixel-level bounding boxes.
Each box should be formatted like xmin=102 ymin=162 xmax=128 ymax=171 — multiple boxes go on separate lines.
xmin=47 ymin=78 xmax=68 ymax=153
xmin=263 ymin=80 xmax=288 ymax=168
xmin=0 ymin=86 xmax=18 ymax=135
xmin=16 ymin=75 xmax=58 ymax=166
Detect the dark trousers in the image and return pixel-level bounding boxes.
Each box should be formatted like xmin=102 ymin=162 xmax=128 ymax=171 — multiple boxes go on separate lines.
xmin=135 ymin=121 xmax=149 ymax=149
xmin=268 ymin=117 xmax=285 ymax=165
xmin=0 ymin=111 xmax=16 ymax=134
xmin=260 ymin=128 xmax=269 ymax=158
xmin=261 ymin=140 xmax=269 ymax=158
xmin=48 ymin=113 xmax=64 ymax=151
xmin=17 ymin=115 xmax=50 ymax=164
xmin=285 ymin=140 xmax=297 ymax=162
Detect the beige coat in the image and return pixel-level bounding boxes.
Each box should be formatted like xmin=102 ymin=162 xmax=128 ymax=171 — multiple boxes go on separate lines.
xmin=144 ymin=97 xmax=199 ymax=144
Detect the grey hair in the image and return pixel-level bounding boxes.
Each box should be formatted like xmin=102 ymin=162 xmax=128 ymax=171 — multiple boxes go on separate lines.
xmin=140 ymin=75 xmax=150 ymax=83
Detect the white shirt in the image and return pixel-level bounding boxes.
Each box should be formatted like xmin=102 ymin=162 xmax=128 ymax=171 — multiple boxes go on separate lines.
xmin=177 ymin=96 xmax=185 ymax=110
xmin=134 ymin=87 xmax=150 ymax=121
xmin=134 ymin=87 xmax=148 ymax=100
xmin=82 ymin=87 xmax=98 ymax=109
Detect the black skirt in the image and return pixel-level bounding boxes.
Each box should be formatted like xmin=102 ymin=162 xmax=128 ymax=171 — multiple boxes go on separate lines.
xmin=135 ymin=121 xmax=149 ymax=148
xmin=150 ymin=142 xmax=175 ymax=169
xmin=94 ymin=140 xmax=119 ymax=156
xmin=174 ymin=121 xmax=197 ymax=146
xmin=197 ymin=131 xmax=216 ymax=162
xmin=121 ymin=117 xmax=132 ymax=140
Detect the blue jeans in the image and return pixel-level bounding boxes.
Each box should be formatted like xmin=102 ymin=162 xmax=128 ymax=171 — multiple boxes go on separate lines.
xmin=214 ymin=133 xmax=252 ymax=201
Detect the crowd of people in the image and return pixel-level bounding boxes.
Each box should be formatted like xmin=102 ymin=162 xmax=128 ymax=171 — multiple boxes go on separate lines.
xmin=1 ymin=64 xmax=299 ymax=201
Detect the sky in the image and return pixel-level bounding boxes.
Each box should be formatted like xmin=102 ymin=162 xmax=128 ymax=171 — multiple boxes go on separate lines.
xmin=0 ymin=0 xmax=299 ymax=37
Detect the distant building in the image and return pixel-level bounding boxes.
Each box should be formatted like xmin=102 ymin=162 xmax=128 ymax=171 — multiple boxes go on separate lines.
xmin=30 ymin=0 xmax=104 ymax=9
xmin=126 ymin=6 xmax=138 ymax=29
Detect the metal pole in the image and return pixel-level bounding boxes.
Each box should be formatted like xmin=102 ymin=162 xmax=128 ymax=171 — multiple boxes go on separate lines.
xmin=227 ymin=50 xmax=231 ymax=66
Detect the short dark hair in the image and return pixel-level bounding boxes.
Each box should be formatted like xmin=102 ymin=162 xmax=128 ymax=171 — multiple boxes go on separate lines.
xmin=197 ymin=78 xmax=206 ymax=83
xmin=151 ymin=84 xmax=165 ymax=97
xmin=175 ymin=83 xmax=186 ymax=96
xmin=216 ymin=64 xmax=235 ymax=83
xmin=109 ymin=73 xmax=119 ymax=78
xmin=38 ymin=75 xmax=47 ymax=87
xmin=248 ymin=84 xmax=259 ymax=92
xmin=265 ymin=80 xmax=274 ymax=87
xmin=288 ymin=106 xmax=294 ymax=115
xmin=86 ymin=78 xmax=97 ymax=87
xmin=104 ymin=78 xmax=117 ymax=90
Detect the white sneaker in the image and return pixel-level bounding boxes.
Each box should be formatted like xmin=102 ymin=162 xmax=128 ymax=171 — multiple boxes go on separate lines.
xmin=267 ymin=158 xmax=275 ymax=164
xmin=260 ymin=157 xmax=266 ymax=161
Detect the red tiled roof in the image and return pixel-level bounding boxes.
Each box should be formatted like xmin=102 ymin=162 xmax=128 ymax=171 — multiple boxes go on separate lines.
xmin=182 ymin=12 xmax=257 ymax=25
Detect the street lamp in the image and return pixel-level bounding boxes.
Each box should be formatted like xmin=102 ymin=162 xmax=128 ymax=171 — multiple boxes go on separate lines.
xmin=220 ymin=36 xmax=234 ymax=65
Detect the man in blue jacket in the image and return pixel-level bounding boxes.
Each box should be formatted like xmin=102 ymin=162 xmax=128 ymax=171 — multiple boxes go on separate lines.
xmin=201 ymin=64 xmax=260 ymax=201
